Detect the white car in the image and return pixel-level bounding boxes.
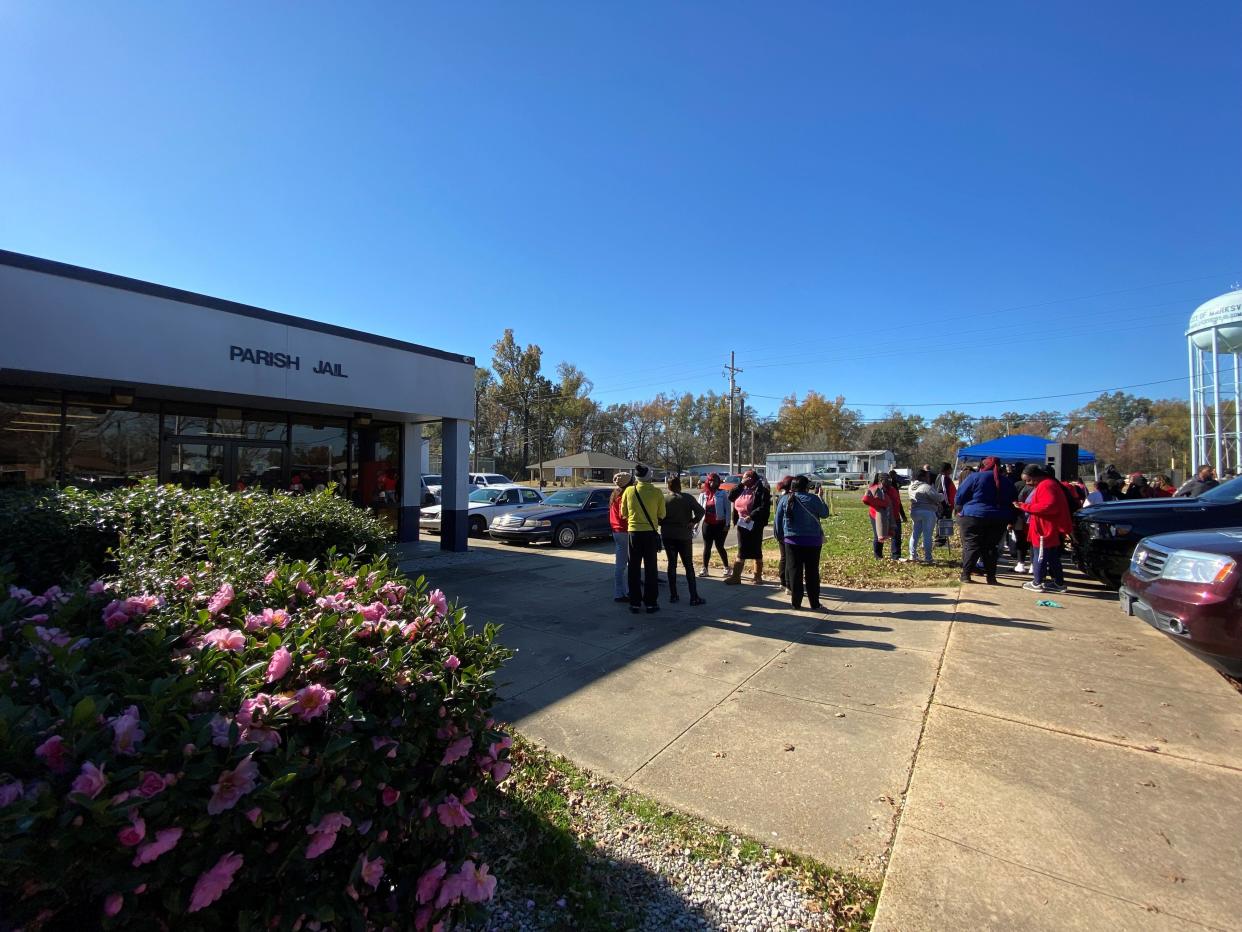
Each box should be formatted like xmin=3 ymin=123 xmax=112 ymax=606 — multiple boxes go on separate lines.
xmin=420 ymin=486 xmax=545 ymax=537
xmin=469 ymin=472 xmax=515 ymax=489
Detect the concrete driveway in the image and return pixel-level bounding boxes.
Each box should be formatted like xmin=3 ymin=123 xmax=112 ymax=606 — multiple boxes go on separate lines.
xmin=400 ymin=538 xmax=1242 ymax=928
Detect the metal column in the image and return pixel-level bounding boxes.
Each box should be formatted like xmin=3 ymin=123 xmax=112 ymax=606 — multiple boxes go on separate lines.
xmin=1213 ymin=328 xmax=1223 ymax=475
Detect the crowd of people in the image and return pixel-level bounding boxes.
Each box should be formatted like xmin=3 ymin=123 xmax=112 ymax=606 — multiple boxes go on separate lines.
xmin=603 ymin=459 xmax=1230 ymax=613
xmin=606 ymin=466 xmax=830 ymax=614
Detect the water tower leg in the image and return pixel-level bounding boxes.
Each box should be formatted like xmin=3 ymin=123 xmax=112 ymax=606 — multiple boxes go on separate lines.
xmin=1188 ymin=337 xmax=1197 ymax=473
xmin=1213 ymin=328 xmax=1223 ymax=476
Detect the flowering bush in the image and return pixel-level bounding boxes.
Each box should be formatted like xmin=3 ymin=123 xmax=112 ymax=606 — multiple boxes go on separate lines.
xmin=0 ymin=555 xmax=512 ymax=929
xmin=0 ymin=481 xmax=391 ymax=591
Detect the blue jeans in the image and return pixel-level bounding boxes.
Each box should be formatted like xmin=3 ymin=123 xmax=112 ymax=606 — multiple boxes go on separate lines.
xmin=909 ymin=510 xmax=936 ymax=562
xmin=613 ymin=531 xmax=630 ymax=598
xmin=1033 ymin=542 xmax=1065 ymax=588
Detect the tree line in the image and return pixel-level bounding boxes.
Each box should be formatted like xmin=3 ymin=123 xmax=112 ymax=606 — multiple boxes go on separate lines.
xmin=462 ymin=330 xmax=1193 ymax=478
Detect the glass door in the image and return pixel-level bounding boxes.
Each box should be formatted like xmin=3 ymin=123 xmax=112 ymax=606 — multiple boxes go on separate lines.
xmin=162 ymin=440 xmax=226 ymax=488
xmin=232 ymin=443 xmax=287 ymax=492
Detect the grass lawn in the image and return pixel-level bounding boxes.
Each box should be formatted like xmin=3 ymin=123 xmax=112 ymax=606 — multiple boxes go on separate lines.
xmin=741 ymin=493 xmax=963 ymax=589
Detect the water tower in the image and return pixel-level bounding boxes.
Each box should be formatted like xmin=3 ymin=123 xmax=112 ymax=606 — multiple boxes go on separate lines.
xmin=1187 ymin=287 xmax=1242 ymax=475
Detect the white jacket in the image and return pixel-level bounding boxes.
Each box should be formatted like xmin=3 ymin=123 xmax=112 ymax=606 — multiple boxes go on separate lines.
xmin=908 ymin=480 xmax=945 ymax=513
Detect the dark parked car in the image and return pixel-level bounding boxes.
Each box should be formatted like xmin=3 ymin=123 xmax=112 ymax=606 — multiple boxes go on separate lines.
xmin=1073 ymin=476 xmax=1242 ymax=586
xmin=488 ymin=486 xmax=614 ymax=548
xmin=1120 ymin=528 xmax=1242 ymax=676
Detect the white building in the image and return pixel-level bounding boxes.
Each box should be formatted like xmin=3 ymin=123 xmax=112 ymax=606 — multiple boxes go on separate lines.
xmin=0 ymin=249 xmax=477 ymax=550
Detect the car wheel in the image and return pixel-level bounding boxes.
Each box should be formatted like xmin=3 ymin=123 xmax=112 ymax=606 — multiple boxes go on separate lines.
xmin=470 ymin=516 xmax=487 ymax=537
xmin=555 ymin=523 xmax=578 ymax=548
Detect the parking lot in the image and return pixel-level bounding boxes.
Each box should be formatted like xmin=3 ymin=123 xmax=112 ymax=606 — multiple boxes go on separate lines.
xmin=400 ymin=536 xmax=1242 ymax=930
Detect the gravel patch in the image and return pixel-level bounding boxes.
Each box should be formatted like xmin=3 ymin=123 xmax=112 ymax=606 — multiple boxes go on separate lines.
xmin=465 ymin=745 xmax=871 ymax=931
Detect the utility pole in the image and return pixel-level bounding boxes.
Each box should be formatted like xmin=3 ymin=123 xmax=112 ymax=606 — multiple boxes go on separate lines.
xmin=724 ymin=351 xmax=743 ymax=474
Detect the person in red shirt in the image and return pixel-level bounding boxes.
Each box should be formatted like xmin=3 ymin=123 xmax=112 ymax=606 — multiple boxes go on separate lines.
xmin=609 ymin=472 xmax=633 ymax=602
xmin=1014 ymin=464 xmax=1073 ymax=593
xmin=862 ymin=472 xmax=906 ymax=560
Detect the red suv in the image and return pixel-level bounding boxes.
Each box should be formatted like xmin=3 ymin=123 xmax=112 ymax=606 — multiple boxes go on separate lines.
xmin=1120 ymin=528 xmax=1242 ymax=676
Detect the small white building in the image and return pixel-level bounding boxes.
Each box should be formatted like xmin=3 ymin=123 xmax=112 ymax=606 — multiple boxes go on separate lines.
xmin=765 ymin=450 xmax=896 ymax=486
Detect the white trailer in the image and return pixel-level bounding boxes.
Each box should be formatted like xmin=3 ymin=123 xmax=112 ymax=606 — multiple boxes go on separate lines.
xmin=765 ymin=450 xmax=897 ymax=489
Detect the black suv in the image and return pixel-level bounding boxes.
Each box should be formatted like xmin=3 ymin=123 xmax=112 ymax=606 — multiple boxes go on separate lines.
xmin=1073 ymin=477 xmax=1242 ymax=586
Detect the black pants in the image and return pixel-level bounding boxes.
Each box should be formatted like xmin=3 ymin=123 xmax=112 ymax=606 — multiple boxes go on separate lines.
xmin=1008 ymin=528 xmax=1031 ymax=563
xmin=958 ymin=515 xmax=1007 ymax=581
xmin=664 ymin=537 xmax=698 ymax=599
xmin=701 ymin=522 xmax=728 ymax=569
xmin=628 ymin=531 xmax=661 ymax=608
xmin=788 ymin=543 xmax=823 ymax=608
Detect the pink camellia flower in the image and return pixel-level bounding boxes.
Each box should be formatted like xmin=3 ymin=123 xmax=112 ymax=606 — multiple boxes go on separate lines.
xmin=455 ymin=860 xmax=497 ymax=903
xmin=87 ymin=580 xmax=107 ymax=595
xmin=174 ymin=575 xmax=192 ymax=590
xmin=441 ymin=736 xmax=472 ymax=766
xmin=8 ymin=585 xmax=33 ymax=601
xmin=491 ymin=760 xmax=513 ymax=783
xmin=241 ymin=727 xmax=281 ymax=753
xmin=188 ymin=851 xmax=243 ymax=913
xmin=207 ymin=583 xmax=235 ymax=615
xmin=359 ymin=854 xmax=385 ymax=889
xmin=359 ymin=601 xmax=387 ymax=622
xmin=0 ymin=780 xmax=24 ymax=808
xmin=436 ymin=794 xmax=473 ymax=829
xmin=462 ymin=786 xmax=478 ymax=805
xmin=434 ymin=871 xmax=466 ymax=909
xmin=291 ymin=684 xmax=335 ymax=721
xmin=70 ymin=762 xmax=107 ymax=799
xmin=295 ymin=579 xmax=314 ymax=597
xmin=136 ymin=771 xmax=167 ymax=799
xmin=381 ymin=787 xmax=401 ymax=807
xmin=35 ymin=735 xmax=69 ymax=773
xmin=443 ymin=655 xmax=461 ymax=672
xmin=304 ymin=811 xmax=351 ymax=859
xmin=202 ymin=628 xmax=246 ymax=652
xmin=109 ymin=706 xmax=145 ymax=756
xmin=132 ymin=827 xmax=183 ymax=866
xmin=244 ymin=807 xmax=261 ymax=825
xmin=265 ymin=647 xmax=292 ymax=683
xmin=263 ymin=570 xmax=277 ymax=586
xmin=427 ymin=589 xmax=448 ymax=619
xmin=416 ymin=861 xmax=447 ymax=904
xmin=104 ymin=893 xmax=124 ymax=917
xmin=207 ymin=757 xmax=259 ymax=815
xmin=210 ymin=715 xmax=234 ymax=748
xmin=117 ymin=814 xmax=146 ymax=847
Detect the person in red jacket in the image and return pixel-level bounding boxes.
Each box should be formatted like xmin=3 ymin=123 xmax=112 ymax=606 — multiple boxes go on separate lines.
xmin=1014 ymin=464 xmax=1073 ymax=593
xmin=609 ymin=472 xmax=633 ymax=603
xmin=862 ymin=472 xmax=906 ymax=560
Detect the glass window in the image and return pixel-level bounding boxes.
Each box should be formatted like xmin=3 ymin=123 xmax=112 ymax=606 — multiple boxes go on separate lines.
xmin=468 ymin=488 xmax=502 ymax=503
xmin=521 ymin=489 xmax=542 ymax=503
xmin=62 ymin=396 xmax=159 ymax=489
xmin=352 ymin=422 xmax=400 ymax=513
xmin=234 ymin=445 xmax=286 ymax=492
xmin=0 ymin=389 xmax=61 ymax=486
xmin=167 ymin=442 xmax=225 ymax=488
xmin=163 ymin=405 xmax=287 ymax=441
xmin=292 ymin=418 xmax=348 ymax=494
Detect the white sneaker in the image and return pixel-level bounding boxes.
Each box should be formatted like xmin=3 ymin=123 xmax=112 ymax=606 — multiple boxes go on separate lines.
xmin=1022 ymin=581 xmax=1047 ymax=592
xmin=1014 ymin=562 xmax=1027 ymax=574
xmin=697 ymin=569 xmax=709 ymax=578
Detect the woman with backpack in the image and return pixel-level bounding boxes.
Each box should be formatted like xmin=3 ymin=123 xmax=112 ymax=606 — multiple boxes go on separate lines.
xmin=774 ymin=474 xmax=831 ymax=610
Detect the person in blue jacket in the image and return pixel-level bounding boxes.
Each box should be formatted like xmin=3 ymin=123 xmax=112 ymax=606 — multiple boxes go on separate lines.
xmin=774 ymin=474 xmax=831 ymax=610
xmin=953 ymin=456 xmax=1016 ymax=584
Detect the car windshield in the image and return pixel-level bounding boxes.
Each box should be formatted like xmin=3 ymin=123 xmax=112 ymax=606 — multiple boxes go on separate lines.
xmin=482 ymin=475 xmax=512 ymax=484
xmin=544 ymin=490 xmax=591 ymax=506
xmin=424 ymin=475 xmax=441 ymax=484
xmin=468 ymin=489 xmax=503 ymax=503
xmin=724 ymin=475 xmax=742 ymax=484
xmin=1195 ymin=475 xmax=1242 ymax=503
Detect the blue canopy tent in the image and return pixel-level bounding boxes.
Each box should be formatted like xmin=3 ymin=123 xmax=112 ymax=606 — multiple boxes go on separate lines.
xmin=955 ymin=434 xmax=1096 ymax=476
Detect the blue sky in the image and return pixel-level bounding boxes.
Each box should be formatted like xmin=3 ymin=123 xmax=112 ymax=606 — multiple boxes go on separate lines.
xmin=1 ymin=2 xmax=1238 ymax=420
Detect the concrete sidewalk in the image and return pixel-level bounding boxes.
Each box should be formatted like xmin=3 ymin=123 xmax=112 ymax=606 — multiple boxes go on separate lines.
xmin=873 ymin=579 xmax=1242 ymax=931
xmin=405 ymin=540 xmax=1242 ymax=927
xmin=406 ymin=537 xmax=953 ymax=882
